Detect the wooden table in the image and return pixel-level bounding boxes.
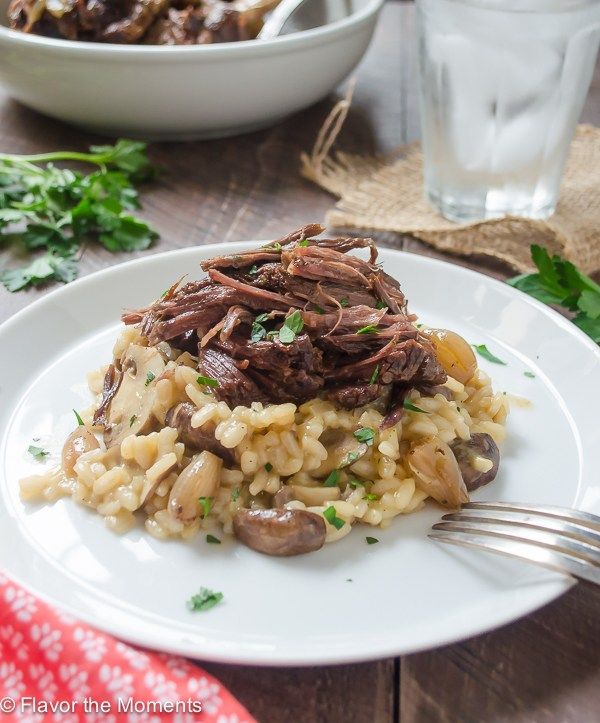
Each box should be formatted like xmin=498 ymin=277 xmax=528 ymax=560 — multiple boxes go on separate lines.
xmin=2 ymin=2 xmax=600 ymax=721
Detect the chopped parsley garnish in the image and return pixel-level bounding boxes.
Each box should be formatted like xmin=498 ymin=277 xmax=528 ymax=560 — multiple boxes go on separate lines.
xmin=314 ymin=305 xmax=325 ymax=314
xmin=366 ymin=536 xmax=379 ymax=545
xmin=264 ymin=242 xmax=282 ymax=252
xmin=73 ymin=409 xmax=85 ymax=426
xmin=364 ymin=493 xmax=379 ymax=501
xmin=298 ymin=238 xmax=310 ymax=247
xmin=348 ymin=479 xmax=365 ymax=489
xmin=264 ymin=462 xmax=273 ymax=472
xmin=472 ymin=344 xmax=507 ymax=365
xmin=403 ymin=400 xmax=429 ymax=414
xmin=28 ymin=445 xmax=48 ymax=461
xmin=198 ymin=496 xmax=213 ymax=518
xmin=251 ymin=313 xmax=270 ymax=342
xmin=231 ymin=488 xmax=240 ymax=501
xmin=129 ymin=415 xmax=137 ymax=427
xmin=323 ymin=469 xmax=340 ymax=487
xmin=145 ymin=371 xmax=156 ymax=386
xmin=206 ymin=534 xmax=221 ymax=544
xmin=339 ymin=450 xmax=361 ymax=468
xmin=375 ymin=301 xmax=387 ymax=310
xmin=323 ymin=505 xmax=345 ymax=530
xmin=356 ymin=324 xmax=379 ymax=335
xmin=524 ymin=371 xmax=536 ymax=378
xmin=251 ymin=322 xmax=266 ymax=342
xmin=354 ymin=427 xmax=375 ymax=445
xmin=369 ymin=364 xmax=380 ymax=385
xmin=278 ymin=310 xmax=304 ymax=344
xmin=249 ymin=264 xmax=259 ymax=275
xmin=197 ymin=375 xmax=219 ymax=388
xmin=188 ymin=587 xmax=224 ymax=612
xmin=339 ymin=297 xmax=349 ymax=308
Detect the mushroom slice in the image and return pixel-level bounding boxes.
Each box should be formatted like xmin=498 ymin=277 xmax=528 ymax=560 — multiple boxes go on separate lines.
xmin=165 ymin=402 xmax=234 ymax=464
xmin=407 ymin=436 xmax=469 ymax=507
xmin=61 ymin=427 xmax=100 ymax=477
xmin=168 ymin=450 xmax=222 ymax=523
xmin=93 ymin=363 xmax=123 ymax=428
xmin=272 ymin=486 xmax=296 ymax=508
xmin=233 ymin=508 xmax=326 ymax=556
xmin=140 ymin=452 xmax=179 ymax=506
xmin=313 ymin=429 xmax=369 ymax=477
xmin=103 ymin=344 xmax=165 ymax=448
xmin=451 ymin=433 xmax=500 ymax=491
xmin=288 ymin=485 xmax=340 ymax=506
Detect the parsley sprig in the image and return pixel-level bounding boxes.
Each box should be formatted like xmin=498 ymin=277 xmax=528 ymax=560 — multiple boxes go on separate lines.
xmin=0 ymin=140 xmax=157 ymax=292
xmin=508 ymin=245 xmax=600 ymax=343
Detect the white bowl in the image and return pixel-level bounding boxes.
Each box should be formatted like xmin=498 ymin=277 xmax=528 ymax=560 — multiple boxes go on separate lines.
xmin=0 ymin=0 xmax=382 ymax=139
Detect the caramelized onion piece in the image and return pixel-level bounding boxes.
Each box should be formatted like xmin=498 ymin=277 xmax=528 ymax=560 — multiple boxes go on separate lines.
xmin=407 ymin=436 xmax=468 ymax=507
xmin=422 ymin=329 xmax=477 ymax=385
xmin=168 ymin=451 xmax=222 ymax=523
xmin=61 ymin=427 xmax=100 ymax=477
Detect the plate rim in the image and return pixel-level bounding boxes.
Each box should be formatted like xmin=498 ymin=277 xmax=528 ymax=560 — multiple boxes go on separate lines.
xmin=0 ymin=243 xmax=593 ymax=665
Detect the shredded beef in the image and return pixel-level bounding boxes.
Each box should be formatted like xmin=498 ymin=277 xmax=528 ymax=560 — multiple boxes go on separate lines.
xmin=8 ymin=0 xmax=257 ymax=44
xmin=122 ymin=224 xmax=446 ymax=409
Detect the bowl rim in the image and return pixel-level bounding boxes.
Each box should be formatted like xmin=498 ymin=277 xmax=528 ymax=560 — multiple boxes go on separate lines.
xmin=0 ymin=0 xmax=384 ymax=57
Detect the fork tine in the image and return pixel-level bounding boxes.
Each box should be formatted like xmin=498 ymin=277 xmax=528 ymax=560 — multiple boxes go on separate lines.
xmin=441 ymin=509 xmax=600 ymax=549
xmin=432 ymin=520 xmax=600 ymax=564
xmin=430 ymin=520 xmax=600 ymax=585
xmin=463 ymin=502 xmax=600 ymax=532
xmin=428 ymin=528 xmax=600 ymax=584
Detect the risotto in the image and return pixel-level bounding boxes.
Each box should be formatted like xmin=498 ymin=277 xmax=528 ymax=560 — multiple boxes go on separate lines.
xmin=20 ymin=325 xmax=508 ymax=549
xmin=19 ymin=228 xmax=509 ymax=555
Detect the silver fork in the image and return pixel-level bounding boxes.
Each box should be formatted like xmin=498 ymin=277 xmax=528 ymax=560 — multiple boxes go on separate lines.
xmin=429 ymin=501 xmax=600 ymax=585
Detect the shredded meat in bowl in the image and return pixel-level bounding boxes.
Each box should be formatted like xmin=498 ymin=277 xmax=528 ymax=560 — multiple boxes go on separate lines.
xmin=7 ymin=0 xmax=274 ymax=44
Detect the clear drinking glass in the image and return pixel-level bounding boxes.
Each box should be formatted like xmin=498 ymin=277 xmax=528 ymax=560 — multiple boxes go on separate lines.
xmin=416 ymin=0 xmax=600 ymax=222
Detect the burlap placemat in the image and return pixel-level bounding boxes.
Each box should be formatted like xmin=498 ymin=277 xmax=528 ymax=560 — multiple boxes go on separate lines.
xmin=300 ymin=90 xmax=600 ymax=273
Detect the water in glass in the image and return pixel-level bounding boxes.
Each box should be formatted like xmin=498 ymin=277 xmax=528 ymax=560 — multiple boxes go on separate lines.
xmin=417 ymin=0 xmax=600 ymax=222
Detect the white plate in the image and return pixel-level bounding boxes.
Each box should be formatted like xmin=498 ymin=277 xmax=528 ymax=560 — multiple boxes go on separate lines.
xmin=1 ymin=245 xmax=598 ymax=666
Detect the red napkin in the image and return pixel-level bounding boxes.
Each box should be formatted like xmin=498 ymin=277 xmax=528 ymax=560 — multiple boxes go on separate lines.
xmin=0 ymin=573 xmax=256 ymax=722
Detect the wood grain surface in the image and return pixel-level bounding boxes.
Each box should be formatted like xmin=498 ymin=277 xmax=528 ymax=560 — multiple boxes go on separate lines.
xmin=2 ymin=3 xmax=600 ymax=722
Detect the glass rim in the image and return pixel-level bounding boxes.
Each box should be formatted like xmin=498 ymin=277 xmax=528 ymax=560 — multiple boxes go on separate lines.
xmin=416 ymin=0 xmax=600 ymax=13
